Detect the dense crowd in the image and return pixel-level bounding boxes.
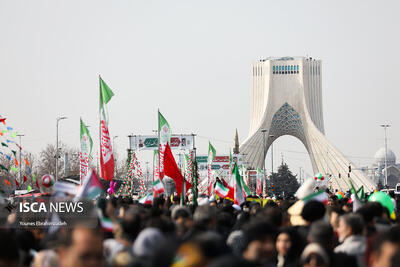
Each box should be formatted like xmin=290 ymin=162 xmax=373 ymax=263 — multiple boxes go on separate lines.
xmin=1 ymin=190 xmax=400 ymax=267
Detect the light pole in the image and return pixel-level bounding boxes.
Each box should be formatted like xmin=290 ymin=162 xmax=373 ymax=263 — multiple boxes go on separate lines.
xmin=56 ymin=116 xmax=67 ymax=182
xmin=269 ymin=135 xmax=275 ymax=174
xmin=269 ymin=134 xmax=275 ymax=195
xmin=261 ymin=129 xmax=267 ymax=196
xmin=16 ymin=134 xmax=25 ymax=186
xmin=380 ymin=124 xmax=390 ymax=187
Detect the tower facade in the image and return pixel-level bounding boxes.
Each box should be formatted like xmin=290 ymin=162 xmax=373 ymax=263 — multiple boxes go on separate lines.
xmin=240 ymin=56 xmax=375 ymax=192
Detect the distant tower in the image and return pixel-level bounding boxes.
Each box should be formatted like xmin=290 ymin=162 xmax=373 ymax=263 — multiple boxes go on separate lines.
xmin=240 ymin=56 xmax=375 ymax=192
xmin=233 ymin=129 xmax=240 ymax=154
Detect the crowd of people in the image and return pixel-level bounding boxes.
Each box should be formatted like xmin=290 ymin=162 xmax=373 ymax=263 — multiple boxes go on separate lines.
xmin=1 ymin=188 xmax=400 ymax=267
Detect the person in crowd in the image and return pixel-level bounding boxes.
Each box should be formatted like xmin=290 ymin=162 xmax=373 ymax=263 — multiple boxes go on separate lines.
xmin=296 ymin=200 xmax=326 ymax=243
xmin=57 ymin=225 xmax=105 ymax=267
xmin=300 ymin=243 xmax=330 ymax=267
xmin=103 ymin=206 xmax=142 ymax=265
xmin=308 ymin=220 xmax=357 ymax=266
xmin=242 ymin=221 xmax=277 ymax=266
xmin=0 ymin=230 xmax=20 ymax=267
xmin=171 ymin=205 xmax=193 ymax=238
xmin=275 ymin=227 xmax=304 ymax=267
xmin=334 ymin=213 xmax=367 ymax=267
xmin=368 ymin=226 xmax=400 ymax=267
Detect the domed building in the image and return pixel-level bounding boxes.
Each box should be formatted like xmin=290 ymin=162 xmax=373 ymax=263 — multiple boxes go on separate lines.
xmin=362 ymin=147 xmax=400 ymax=188
xmin=374 ymin=147 xmax=396 ymax=167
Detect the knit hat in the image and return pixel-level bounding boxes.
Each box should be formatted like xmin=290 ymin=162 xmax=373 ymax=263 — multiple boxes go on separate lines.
xmin=300 ymin=243 xmax=329 ymax=265
xmin=132 ymin=228 xmax=165 ymax=258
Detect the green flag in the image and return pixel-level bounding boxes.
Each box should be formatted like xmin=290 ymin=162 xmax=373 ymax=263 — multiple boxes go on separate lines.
xmin=99 ymin=76 xmax=114 ymax=107
xmin=80 ymin=118 xmax=93 ymax=155
xmin=32 ymin=174 xmax=36 ymax=182
xmin=349 ymin=179 xmax=364 ymax=201
xmin=356 ymin=186 xmax=365 ymax=201
xmin=80 ymin=118 xmax=93 ymax=179
xmin=1 ymin=142 xmax=8 ymax=147
xmin=99 ymin=76 xmax=115 ymax=124
xmin=208 ymin=142 xmax=216 ymax=164
xmin=158 ymin=111 xmax=171 ymax=145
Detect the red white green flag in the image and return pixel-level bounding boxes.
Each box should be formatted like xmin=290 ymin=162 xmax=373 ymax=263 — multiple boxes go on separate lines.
xmin=232 ymin=163 xmax=245 ymax=205
xmin=302 ymin=190 xmax=328 ymax=204
xmin=99 ymin=76 xmax=115 ymax=181
xmin=152 ymin=179 xmax=165 ymax=195
xmin=215 ymin=182 xmax=229 ymax=198
xmin=158 ymin=111 xmax=171 ymax=179
xmin=207 ymin=142 xmax=216 ymax=196
xmin=139 ymin=193 xmax=154 ymax=205
xmin=100 ymin=217 xmax=114 ymax=232
xmin=80 ymin=118 xmax=93 ymax=182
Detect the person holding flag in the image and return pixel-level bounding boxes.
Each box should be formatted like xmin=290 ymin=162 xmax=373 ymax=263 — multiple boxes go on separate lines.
xmin=99 ymin=76 xmax=115 ymax=181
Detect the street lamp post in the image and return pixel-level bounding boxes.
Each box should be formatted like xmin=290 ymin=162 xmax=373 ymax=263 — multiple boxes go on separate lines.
xmin=380 ymin=124 xmax=390 ymax=187
xmin=56 ymin=116 xmax=67 ymax=182
xmin=269 ymin=135 xmax=275 ymax=174
xmin=16 ymin=134 xmax=25 ymax=186
xmin=261 ymin=129 xmax=267 ymax=196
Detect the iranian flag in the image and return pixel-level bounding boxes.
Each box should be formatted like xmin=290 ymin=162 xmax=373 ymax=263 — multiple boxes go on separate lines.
xmin=99 ymin=76 xmax=115 ymax=181
xmin=100 ymin=217 xmax=114 ymax=232
xmin=232 ymin=163 xmax=245 ymax=205
xmin=80 ymin=118 xmax=93 ymax=183
xmin=207 ymin=142 xmax=216 ymax=196
xmin=139 ymin=193 xmax=154 ymax=205
xmin=215 ymin=182 xmax=229 ymax=198
xmin=256 ymin=168 xmax=263 ymax=196
xmin=302 ymin=190 xmax=328 ymax=204
xmin=158 ymin=111 xmax=171 ymax=179
xmin=152 ymin=179 xmax=165 ymax=195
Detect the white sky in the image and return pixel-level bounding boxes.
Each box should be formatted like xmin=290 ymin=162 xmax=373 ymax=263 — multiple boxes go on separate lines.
xmin=1 ymin=0 xmax=399 ymax=178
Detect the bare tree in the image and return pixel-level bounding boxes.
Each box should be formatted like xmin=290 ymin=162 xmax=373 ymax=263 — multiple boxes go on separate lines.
xmin=36 ymin=142 xmax=80 ymax=179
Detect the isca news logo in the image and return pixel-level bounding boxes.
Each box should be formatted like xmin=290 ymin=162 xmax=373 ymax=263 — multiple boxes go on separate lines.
xmin=19 ymin=201 xmax=84 ymax=213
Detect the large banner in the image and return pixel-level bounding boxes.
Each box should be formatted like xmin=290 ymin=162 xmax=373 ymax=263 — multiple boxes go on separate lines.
xmin=196 ymin=154 xmax=243 ymax=176
xmin=129 ymin=135 xmax=194 ymax=151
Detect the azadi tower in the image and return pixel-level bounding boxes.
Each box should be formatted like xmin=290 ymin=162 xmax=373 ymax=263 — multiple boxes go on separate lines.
xmin=240 ymin=57 xmax=375 ymax=192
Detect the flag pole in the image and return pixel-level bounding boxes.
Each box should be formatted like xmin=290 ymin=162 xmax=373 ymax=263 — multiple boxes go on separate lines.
xmin=191 ymin=133 xmax=198 ymax=206
xmin=157 ymin=108 xmax=161 ymax=196
xmin=99 ymin=75 xmax=101 ymax=179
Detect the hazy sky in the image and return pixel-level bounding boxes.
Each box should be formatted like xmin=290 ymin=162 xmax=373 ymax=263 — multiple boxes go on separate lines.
xmin=1 ymin=0 xmax=399 ymax=177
